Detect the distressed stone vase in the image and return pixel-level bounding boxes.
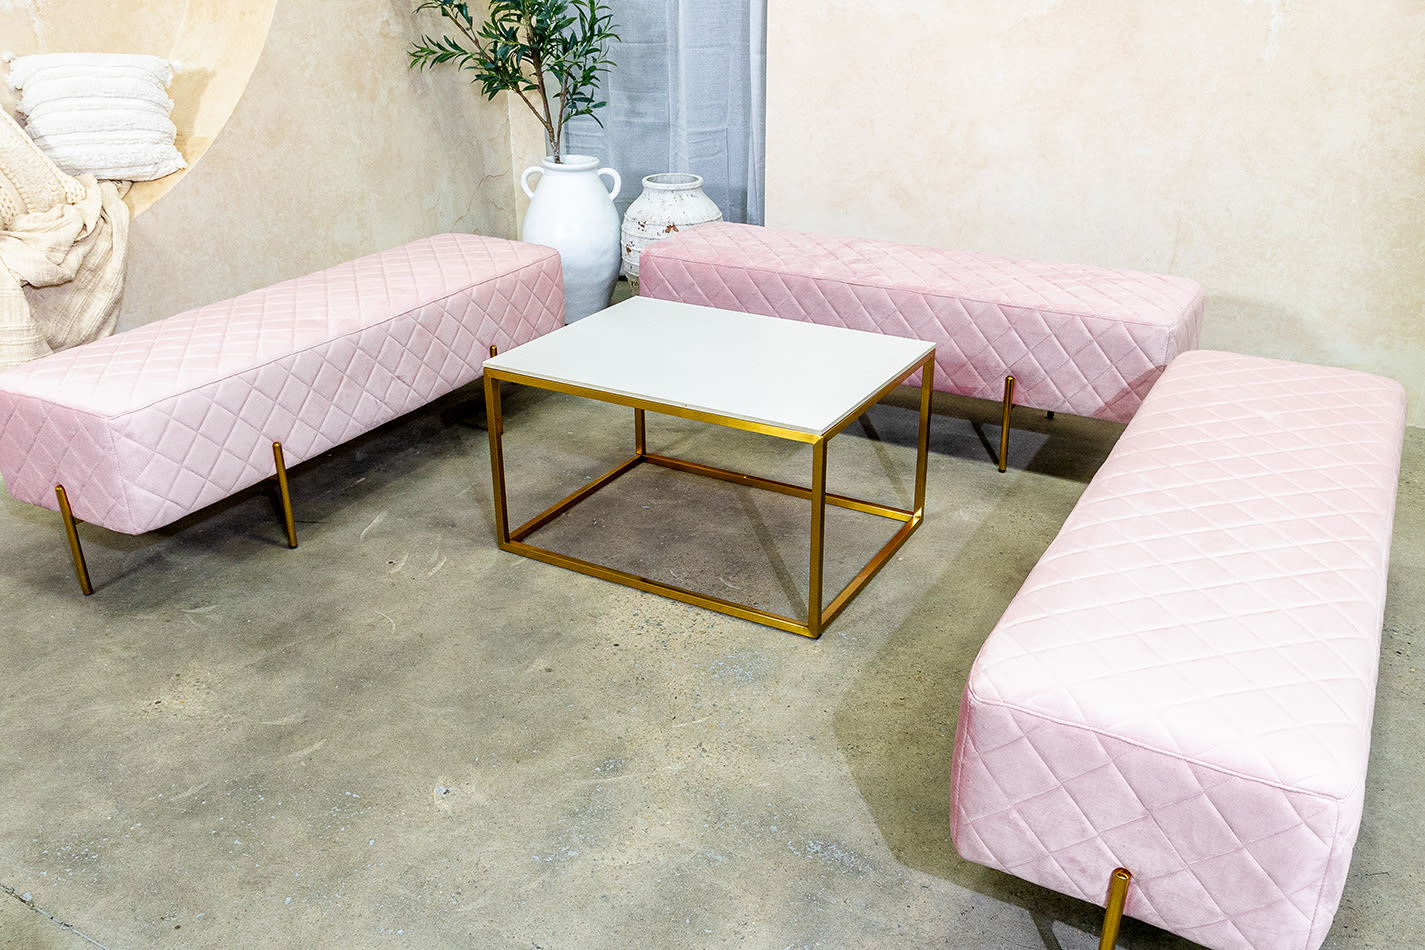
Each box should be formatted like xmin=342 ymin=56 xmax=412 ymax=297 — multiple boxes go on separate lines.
xmin=620 ymin=172 xmax=723 ymax=292
xmin=520 ymin=155 xmax=622 ymax=322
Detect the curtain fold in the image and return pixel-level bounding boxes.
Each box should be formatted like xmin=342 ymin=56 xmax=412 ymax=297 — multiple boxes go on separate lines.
xmin=565 ymin=0 xmax=766 ymax=225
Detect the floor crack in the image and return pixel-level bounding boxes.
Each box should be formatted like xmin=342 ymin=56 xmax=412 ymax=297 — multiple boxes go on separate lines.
xmin=2 ymin=882 xmax=112 ymax=949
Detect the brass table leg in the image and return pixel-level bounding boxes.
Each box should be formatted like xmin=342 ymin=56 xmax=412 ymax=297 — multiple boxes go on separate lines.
xmin=914 ymin=359 xmax=934 ymax=515
xmin=484 ymin=357 xmax=511 ymax=546
xmin=1098 ymin=867 xmax=1132 ymax=950
xmin=806 ymin=436 xmax=829 ymax=638
xmin=271 ymin=442 xmax=298 ymax=548
xmin=55 ymin=484 xmax=93 ymax=596
xmin=998 ymin=374 xmax=1015 ymax=473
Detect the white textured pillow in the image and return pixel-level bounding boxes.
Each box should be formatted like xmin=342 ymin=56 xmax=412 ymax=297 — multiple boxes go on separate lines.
xmin=4 ymin=52 xmax=186 ymax=182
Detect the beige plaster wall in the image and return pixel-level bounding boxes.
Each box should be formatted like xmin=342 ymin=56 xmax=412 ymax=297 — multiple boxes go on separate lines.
xmin=5 ymin=0 xmax=526 ymax=328
xmin=767 ymin=0 xmax=1425 ymax=426
xmin=507 ymin=99 xmax=556 ymax=235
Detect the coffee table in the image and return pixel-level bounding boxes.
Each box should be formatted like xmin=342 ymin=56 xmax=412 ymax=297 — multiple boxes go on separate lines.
xmin=481 ymin=296 xmax=935 ymax=638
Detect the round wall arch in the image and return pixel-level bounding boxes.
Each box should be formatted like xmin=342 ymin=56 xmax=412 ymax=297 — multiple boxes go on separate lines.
xmin=0 ymin=0 xmax=278 ymax=216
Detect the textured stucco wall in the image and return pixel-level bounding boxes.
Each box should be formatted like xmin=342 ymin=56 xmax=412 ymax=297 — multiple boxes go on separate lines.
xmin=4 ymin=0 xmax=526 ymax=329
xmin=767 ymin=0 xmax=1425 ymax=426
xmin=117 ymin=0 xmax=527 ymax=328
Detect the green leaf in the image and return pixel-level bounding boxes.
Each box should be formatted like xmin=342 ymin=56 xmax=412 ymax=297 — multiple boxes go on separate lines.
xmin=408 ymin=0 xmax=618 ymax=154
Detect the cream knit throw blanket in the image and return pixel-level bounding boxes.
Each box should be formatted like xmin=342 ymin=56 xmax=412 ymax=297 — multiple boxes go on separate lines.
xmin=1 ymin=109 xmax=128 ymax=370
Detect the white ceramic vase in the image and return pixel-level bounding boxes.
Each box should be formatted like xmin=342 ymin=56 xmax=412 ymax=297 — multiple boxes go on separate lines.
xmin=521 ymin=154 xmax=622 ymax=322
xmin=621 ymin=173 xmax=723 ymax=290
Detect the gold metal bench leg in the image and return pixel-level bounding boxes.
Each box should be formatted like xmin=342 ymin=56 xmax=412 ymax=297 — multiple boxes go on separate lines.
xmin=998 ymin=374 xmax=1015 ymax=472
xmin=55 ymin=484 xmax=94 ymax=596
xmin=1098 ymin=867 xmax=1132 ymax=950
xmin=272 ymin=441 xmax=298 ymax=548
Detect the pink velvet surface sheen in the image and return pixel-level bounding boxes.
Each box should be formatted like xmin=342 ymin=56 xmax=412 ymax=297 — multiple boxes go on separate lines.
xmin=0 ymin=234 xmax=563 ymax=535
xmin=950 ymin=350 xmax=1407 ymax=950
xmin=638 ymin=222 xmax=1204 ymax=421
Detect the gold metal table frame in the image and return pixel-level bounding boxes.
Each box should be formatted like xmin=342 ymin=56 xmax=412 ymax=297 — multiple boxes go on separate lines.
xmin=482 ymin=352 xmax=934 ymax=639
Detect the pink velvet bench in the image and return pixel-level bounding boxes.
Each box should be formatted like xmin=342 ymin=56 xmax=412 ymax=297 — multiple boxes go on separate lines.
xmin=950 ymin=350 xmax=1407 ymax=950
xmin=0 ymin=233 xmax=562 ymax=593
xmin=638 ymin=222 xmax=1205 ymax=470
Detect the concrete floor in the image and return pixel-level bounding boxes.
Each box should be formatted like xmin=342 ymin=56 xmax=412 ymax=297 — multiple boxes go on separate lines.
xmin=0 ymin=371 xmax=1420 ymax=950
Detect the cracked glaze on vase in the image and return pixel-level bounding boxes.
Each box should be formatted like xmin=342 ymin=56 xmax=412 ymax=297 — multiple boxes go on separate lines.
xmin=621 ymin=173 xmax=722 ymax=289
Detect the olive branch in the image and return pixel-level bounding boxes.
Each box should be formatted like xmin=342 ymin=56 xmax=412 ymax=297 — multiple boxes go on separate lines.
xmin=410 ymin=0 xmax=619 ymax=163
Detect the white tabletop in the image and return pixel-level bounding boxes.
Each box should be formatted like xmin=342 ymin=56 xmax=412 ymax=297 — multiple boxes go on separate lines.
xmin=483 ymin=297 xmax=934 ymax=436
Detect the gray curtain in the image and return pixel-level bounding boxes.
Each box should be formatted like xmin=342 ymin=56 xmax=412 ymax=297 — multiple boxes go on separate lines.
xmin=564 ymin=0 xmax=766 ymax=225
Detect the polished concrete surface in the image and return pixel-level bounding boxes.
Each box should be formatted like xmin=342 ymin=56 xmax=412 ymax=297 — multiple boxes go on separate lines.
xmin=1 ymin=375 xmax=1420 ymax=950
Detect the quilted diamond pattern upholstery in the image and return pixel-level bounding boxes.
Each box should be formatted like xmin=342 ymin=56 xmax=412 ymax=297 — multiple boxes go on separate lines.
xmin=0 ymin=234 xmax=563 ymax=534
xmin=638 ymin=222 xmax=1204 ymax=422
xmin=950 ymin=350 xmax=1407 ymax=950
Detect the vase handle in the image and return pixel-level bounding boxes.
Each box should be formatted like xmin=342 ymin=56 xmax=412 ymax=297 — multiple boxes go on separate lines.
xmin=598 ymin=167 xmax=621 ymax=201
xmin=520 ymin=165 xmax=542 ymax=199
